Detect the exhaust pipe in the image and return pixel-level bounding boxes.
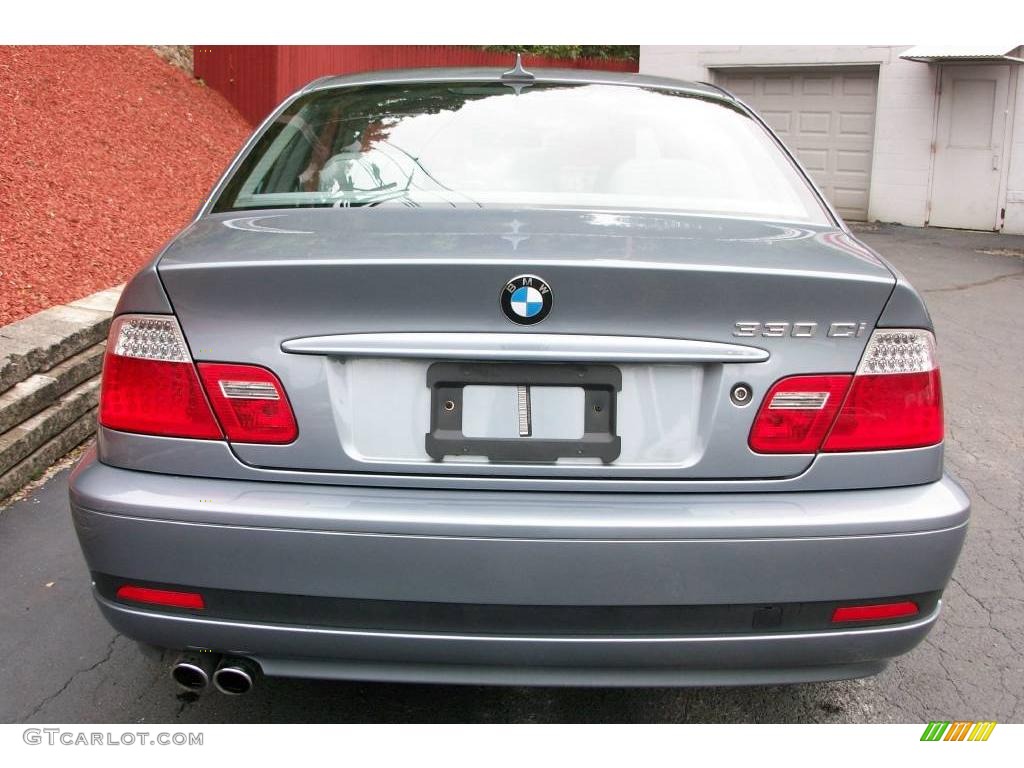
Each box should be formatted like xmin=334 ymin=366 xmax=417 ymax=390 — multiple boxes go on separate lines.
xmin=171 ymin=652 xmax=220 ymax=692
xmin=213 ymin=656 xmax=260 ymax=695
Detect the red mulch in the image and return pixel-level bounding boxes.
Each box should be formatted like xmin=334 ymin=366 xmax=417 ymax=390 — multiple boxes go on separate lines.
xmin=0 ymin=46 xmax=252 ymax=326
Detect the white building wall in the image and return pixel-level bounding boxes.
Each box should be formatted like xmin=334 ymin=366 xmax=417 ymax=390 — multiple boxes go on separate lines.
xmin=1004 ymin=57 xmax=1024 ymax=234
xmin=640 ymin=46 xmax=1024 ymax=233
xmin=866 ymin=53 xmax=936 ymax=226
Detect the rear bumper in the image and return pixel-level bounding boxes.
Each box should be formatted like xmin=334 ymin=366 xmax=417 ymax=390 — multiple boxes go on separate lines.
xmin=95 ymin=596 xmax=940 ymax=686
xmin=69 ymin=448 xmax=970 ymax=686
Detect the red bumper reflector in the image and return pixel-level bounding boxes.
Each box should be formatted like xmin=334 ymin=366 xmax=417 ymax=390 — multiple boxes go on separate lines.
xmin=831 ymin=601 xmax=918 ymax=623
xmin=115 ymin=585 xmax=205 ymax=610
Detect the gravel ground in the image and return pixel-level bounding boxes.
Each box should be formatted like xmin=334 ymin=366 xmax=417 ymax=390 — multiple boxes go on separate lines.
xmin=0 ymin=46 xmax=251 ymax=325
xmin=0 ymin=224 xmax=1020 ymax=723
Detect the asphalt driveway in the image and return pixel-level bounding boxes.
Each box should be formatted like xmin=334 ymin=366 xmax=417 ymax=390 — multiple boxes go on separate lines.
xmin=2 ymin=223 xmax=1022 ymax=723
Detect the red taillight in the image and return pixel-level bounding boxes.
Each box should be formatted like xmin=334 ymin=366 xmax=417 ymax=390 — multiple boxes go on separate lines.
xmin=748 ymin=375 xmax=852 ymax=454
xmin=99 ymin=317 xmax=222 ymax=440
xmin=831 ymin=601 xmax=919 ymax=623
xmin=99 ymin=315 xmax=297 ymax=445
xmin=822 ymin=370 xmax=943 ymax=452
xmin=116 ymin=584 xmax=205 ymax=610
xmin=748 ymin=329 xmax=943 ymax=454
xmin=197 ymin=363 xmax=298 ymax=444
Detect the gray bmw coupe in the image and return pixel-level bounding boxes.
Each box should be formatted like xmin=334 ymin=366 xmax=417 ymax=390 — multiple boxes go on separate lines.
xmin=69 ymin=62 xmax=968 ymax=694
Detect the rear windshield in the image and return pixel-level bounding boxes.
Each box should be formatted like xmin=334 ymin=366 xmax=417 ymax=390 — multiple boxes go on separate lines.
xmin=212 ymin=81 xmax=830 ymax=224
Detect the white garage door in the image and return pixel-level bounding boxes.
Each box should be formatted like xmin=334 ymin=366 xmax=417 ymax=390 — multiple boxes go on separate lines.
xmin=715 ymin=68 xmax=879 ymax=221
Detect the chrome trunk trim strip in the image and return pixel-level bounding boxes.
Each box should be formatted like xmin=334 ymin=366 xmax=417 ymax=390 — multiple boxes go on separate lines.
xmin=281 ymin=332 xmax=769 ymax=363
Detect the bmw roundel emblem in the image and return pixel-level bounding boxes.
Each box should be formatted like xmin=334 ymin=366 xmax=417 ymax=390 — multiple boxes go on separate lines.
xmin=501 ymin=274 xmax=552 ymax=325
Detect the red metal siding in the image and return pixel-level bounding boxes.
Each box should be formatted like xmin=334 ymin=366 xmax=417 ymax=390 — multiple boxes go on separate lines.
xmin=195 ymin=45 xmax=638 ymax=125
xmin=194 ymin=46 xmax=280 ymax=126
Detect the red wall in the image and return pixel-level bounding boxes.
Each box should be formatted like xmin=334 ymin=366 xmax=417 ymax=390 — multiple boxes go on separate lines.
xmin=194 ymin=45 xmax=638 ymax=125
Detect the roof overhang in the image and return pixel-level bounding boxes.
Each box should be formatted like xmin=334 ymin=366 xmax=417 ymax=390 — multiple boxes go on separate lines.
xmin=900 ymin=45 xmax=1023 ymax=63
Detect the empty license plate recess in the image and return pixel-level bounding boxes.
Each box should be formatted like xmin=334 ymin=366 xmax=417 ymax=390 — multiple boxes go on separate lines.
xmin=425 ymin=362 xmax=622 ymax=463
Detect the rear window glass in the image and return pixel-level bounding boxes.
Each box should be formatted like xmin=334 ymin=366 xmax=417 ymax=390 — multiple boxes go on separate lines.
xmin=212 ymin=81 xmax=830 ymax=224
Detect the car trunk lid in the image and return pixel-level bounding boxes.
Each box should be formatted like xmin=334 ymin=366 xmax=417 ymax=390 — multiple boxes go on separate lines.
xmin=157 ymin=207 xmax=895 ymax=481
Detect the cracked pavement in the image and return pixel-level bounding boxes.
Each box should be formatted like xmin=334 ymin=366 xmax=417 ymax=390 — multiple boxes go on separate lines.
xmin=1 ymin=223 xmax=1021 ymax=723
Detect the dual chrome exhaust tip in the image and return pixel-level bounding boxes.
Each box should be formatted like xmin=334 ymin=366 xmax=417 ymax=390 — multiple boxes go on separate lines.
xmin=171 ymin=653 xmax=259 ymax=695
xmin=212 ymin=657 xmax=259 ymax=695
xmin=170 ymin=652 xmax=217 ymax=691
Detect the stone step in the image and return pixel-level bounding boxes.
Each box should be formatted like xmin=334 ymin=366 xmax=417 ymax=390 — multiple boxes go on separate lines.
xmin=0 ymin=408 xmax=97 ymax=503
xmin=0 ymin=343 xmax=104 ymax=435
xmin=0 ymin=286 xmax=121 ymax=395
xmin=0 ymin=378 xmax=99 ymax=476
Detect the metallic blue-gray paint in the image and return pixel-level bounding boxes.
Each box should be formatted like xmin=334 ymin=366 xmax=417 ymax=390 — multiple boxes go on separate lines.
xmin=71 ymin=68 xmax=965 ymax=687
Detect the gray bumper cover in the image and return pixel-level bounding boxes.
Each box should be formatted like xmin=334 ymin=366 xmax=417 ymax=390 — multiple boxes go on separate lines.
xmin=69 ymin=448 xmax=969 ymax=685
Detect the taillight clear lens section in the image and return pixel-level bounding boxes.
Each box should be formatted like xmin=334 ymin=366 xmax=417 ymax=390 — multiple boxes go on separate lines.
xmin=823 ymin=329 xmax=943 ymax=452
xmin=748 ymin=375 xmax=852 ymax=454
xmin=853 ymin=329 xmax=937 ymax=375
xmin=197 ymin=363 xmax=298 ymax=444
xmin=99 ymin=315 xmax=223 ymax=439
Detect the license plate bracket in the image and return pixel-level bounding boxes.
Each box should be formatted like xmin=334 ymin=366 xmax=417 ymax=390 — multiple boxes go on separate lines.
xmin=425 ymin=362 xmax=622 ymax=464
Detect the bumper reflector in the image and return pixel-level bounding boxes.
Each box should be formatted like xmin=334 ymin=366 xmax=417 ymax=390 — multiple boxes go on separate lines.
xmin=115 ymin=585 xmax=206 ymax=610
xmin=831 ymin=601 xmax=918 ymax=623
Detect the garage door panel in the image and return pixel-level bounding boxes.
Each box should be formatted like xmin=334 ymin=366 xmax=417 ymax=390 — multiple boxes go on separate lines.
xmin=832 ymin=187 xmax=870 ymax=213
xmin=836 ymin=149 xmax=871 ymax=175
xmin=795 ymin=148 xmax=829 ymax=172
xmin=716 ymin=68 xmax=879 ymax=221
xmin=799 ymin=112 xmax=832 ymax=135
xmin=763 ymin=76 xmax=794 ymax=95
xmin=801 ymin=77 xmax=834 ymax=96
xmin=759 ymin=110 xmax=792 ymax=134
xmin=722 ymin=75 xmax=755 ymax=96
xmin=843 ymin=76 xmax=877 ymax=97
xmin=838 ymin=112 xmax=874 ymax=137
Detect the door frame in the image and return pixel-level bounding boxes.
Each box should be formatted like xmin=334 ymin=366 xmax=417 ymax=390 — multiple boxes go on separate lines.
xmin=926 ymin=61 xmax=1018 ymax=231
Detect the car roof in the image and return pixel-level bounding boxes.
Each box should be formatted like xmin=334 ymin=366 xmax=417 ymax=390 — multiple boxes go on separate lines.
xmin=301 ymin=66 xmax=734 ymax=104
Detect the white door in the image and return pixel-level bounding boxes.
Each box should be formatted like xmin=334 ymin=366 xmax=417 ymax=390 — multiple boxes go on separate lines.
xmin=716 ymin=68 xmax=879 ymax=221
xmin=929 ymin=64 xmax=1010 ymax=230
